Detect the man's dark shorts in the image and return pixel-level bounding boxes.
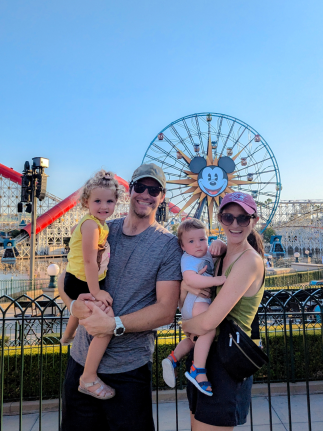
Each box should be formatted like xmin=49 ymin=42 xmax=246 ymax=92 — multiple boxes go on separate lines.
xmin=61 ymin=357 xmax=155 ymax=431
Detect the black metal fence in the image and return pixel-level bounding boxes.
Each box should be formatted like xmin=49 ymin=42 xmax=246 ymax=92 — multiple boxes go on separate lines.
xmin=0 ymin=288 xmax=322 ymax=430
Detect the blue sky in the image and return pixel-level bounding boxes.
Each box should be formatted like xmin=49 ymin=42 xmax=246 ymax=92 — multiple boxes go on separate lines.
xmin=0 ymin=1 xmax=322 ymax=201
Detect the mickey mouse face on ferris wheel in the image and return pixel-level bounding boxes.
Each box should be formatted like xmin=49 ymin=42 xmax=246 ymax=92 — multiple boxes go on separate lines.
xmin=189 ymin=156 xmax=236 ymax=198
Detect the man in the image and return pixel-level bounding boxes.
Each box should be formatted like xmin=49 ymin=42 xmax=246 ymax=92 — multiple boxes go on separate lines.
xmin=60 ymin=163 xmax=182 ymax=431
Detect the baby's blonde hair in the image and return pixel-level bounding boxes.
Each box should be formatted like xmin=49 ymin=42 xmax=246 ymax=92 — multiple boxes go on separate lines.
xmin=177 ymin=218 xmax=207 ymax=246
xmin=80 ymin=169 xmax=122 ymax=208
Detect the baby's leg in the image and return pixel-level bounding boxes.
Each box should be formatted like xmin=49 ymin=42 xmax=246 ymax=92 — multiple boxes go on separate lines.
xmin=173 ymin=337 xmax=194 ymax=361
xmin=61 ymin=316 xmax=79 ymax=345
xmin=192 ymin=302 xmax=215 ymax=390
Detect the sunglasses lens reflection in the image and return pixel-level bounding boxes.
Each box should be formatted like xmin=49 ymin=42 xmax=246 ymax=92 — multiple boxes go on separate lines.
xmin=133 ymin=183 xmax=161 ymax=197
xmin=220 ymin=214 xmax=251 ymax=227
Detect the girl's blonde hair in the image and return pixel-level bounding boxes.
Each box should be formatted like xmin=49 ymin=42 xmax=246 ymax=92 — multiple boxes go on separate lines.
xmin=80 ymin=169 xmax=122 ymax=208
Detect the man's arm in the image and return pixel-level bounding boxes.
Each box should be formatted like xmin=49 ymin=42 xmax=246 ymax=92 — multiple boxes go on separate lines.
xmin=79 ymin=279 xmax=180 ymax=337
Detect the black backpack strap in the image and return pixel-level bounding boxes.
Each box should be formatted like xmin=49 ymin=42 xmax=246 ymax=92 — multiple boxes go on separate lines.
xmin=250 ymin=311 xmax=260 ymax=340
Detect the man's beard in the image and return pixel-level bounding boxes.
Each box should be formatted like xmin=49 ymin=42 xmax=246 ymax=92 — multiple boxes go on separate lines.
xmin=133 ymin=209 xmax=149 ymax=219
xmin=131 ymin=202 xmax=157 ymax=219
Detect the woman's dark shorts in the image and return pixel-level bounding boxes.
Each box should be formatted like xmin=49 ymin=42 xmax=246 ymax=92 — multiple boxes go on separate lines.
xmin=64 ymin=272 xmax=106 ymax=300
xmin=186 ymin=340 xmax=252 ymax=427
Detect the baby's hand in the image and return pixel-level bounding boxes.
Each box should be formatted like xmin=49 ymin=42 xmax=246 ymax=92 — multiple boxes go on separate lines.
xmin=213 ymin=275 xmax=227 ymax=286
xmin=209 ymin=239 xmax=227 ymax=257
xmin=94 ymin=290 xmax=113 ymax=307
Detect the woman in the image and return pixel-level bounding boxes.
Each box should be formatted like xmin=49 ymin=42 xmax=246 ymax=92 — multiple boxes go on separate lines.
xmin=182 ymin=192 xmax=265 ymax=431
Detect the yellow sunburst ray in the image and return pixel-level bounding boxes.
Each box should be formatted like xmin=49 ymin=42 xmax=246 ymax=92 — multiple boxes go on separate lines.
xmin=177 ymin=194 xmax=201 ymax=216
xmin=214 ymin=196 xmax=220 ymax=206
xmin=193 ymin=187 xmax=202 ymax=195
xmin=176 ymin=149 xmax=191 ymax=164
xmin=189 ymin=181 xmax=199 ymax=188
xmin=199 ymin=192 xmax=207 ymax=202
xmin=183 ymin=186 xmax=198 ymax=194
xmin=226 ymin=187 xmax=235 ymax=193
xmin=183 ymin=170 xmax=198 ymax=180
xmin=232 ymin=148 xmax=244 ymax=161
xmin=220 ymin=192 xmax=226 ymax=198
xmin=228 ymin=173 xmax=235 ymax=180
xmin=167 ymin=179 xmax=196 ymax=185
xmin=207 ymin=195 xmax=213 ymax=206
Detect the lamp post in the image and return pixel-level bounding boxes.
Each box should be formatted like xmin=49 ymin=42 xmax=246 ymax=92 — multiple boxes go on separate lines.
xmin=47 ymin=264 xmax=60 ymax=288
xmin=294 ymin=252 xmax=300 ymax=263
xmin=18 ymin=157 xmax=49 ymax=288
xmin=42 ymin=264 xmax=60 ymax=299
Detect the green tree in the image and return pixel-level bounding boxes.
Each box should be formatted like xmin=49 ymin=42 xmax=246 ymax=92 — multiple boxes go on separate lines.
xmin=262 ymin=226 xmax=276 ymax=243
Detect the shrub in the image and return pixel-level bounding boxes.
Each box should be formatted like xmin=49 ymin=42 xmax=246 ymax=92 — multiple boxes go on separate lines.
xmin=1 ymin=333 xmax=322 ymax=402
xmin=265 ymin=270 xmax=323 ymax=288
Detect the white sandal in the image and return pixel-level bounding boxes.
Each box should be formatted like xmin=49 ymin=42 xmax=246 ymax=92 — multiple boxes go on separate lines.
xmin=78 ymin=377 xmax=115 ymax=400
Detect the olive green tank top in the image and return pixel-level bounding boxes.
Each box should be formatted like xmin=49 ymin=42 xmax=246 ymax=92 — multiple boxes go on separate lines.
xmin=216 ymin=250 xmax=264 ymax=337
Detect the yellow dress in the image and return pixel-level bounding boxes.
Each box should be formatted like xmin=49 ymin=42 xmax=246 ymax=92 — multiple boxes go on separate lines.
xmin=66 ymin=214 xmax=110 ymax=282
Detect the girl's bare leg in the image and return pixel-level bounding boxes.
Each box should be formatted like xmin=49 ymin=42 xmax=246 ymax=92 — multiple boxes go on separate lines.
xmin=80 ymin=307 xmax=114 ymax=396
xmin=191 ymin=413 xmax=233 ymax=431
xmin=191 ymin=302 xmax=216 ymax=391
xmin=61 ymin=316 xmax=79 ymax=343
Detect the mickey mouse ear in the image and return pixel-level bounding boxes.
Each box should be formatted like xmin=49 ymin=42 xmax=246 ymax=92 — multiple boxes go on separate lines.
xmin=218 ymin=156 xmax=235 ymax=174
xmin=189 ymin=157 xmax=207 ymax=174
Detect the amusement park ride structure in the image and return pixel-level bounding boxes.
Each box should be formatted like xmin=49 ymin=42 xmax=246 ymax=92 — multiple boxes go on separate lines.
xmin=1 ymin=112 xmax=323 ymax=260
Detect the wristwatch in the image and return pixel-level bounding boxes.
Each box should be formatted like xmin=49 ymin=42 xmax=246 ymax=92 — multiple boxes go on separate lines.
xmin=114 ymin=316 xmax=125 ymax=336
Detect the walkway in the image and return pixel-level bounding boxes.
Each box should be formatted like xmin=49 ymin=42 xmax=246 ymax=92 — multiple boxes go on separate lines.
xmin=3 ymin=393 xmax=323 ymax=430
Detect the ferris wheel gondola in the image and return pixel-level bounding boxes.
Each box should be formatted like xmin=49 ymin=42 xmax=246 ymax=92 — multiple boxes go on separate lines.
xmin=143 ymin=112 xmax=281 ymax=233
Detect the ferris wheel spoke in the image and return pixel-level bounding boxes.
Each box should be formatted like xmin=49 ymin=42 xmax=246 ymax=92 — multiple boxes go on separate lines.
xmin=170 ymin=126 xmax=194 ymax=158
xmin=230 ymin=126 xmax=247 ymax=152
xmin=219 ymin=120 xmax=236 ymax=158
xmin=152 ymin=143 xmax=187 ymax=169
xmin=194 ymin=116 xmax=205 ymax=154
xmin=182 ymin=119 xmax=196 ymax=149
xmin=162 ymin=135 xmax=192 ymax=166
xmin=233 ymin=156 xmax=272 ymax=174
xmin=145 ymin=154 xmax=185 ymax=174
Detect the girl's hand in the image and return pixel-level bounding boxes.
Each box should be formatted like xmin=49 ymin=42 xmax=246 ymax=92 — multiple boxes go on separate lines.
xmin=94 ymin=290 xmax=113 ymax=307
xmin=209 ymin=239 xmax=227 ymax=257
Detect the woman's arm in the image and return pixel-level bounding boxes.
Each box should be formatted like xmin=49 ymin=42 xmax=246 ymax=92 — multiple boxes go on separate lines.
xmin=182 ymin=252 xmax=263 ymax=335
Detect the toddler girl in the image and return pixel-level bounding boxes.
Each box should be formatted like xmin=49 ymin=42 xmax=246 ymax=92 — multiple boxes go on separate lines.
xmin=60 ymin=170 xmax=121 ymax=400
xmin=162 ymin=218 xmax=226 ymax=396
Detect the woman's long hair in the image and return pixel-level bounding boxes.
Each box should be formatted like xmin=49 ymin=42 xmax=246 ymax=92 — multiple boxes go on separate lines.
xmin=247 ymin=229 xmax=264 ymax=258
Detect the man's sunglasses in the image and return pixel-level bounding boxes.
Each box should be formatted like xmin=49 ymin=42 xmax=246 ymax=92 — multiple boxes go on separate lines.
xmin=218 ymin=213 xmax=256 ymax=227
xmin=131 ymin=181 xmax=164 ymax=197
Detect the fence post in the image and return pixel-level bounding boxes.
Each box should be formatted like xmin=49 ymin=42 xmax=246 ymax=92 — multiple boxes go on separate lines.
xmin=289 ymin=319 xmax=296 ymax=383
xmin=301 ymin=307 xmax=312 ymax=431
xmin=179 ymin=325 xmax=183 ymax=390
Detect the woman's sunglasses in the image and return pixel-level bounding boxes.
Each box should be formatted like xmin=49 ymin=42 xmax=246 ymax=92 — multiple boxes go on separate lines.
xmin=218 ymin=213 xmax=256 ymax=227
xmin=131 ymin=181 xmax=164 ymax=197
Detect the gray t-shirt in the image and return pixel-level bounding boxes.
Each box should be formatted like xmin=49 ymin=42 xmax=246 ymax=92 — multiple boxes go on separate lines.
xmin=71 ymin=218 xmax=182 ymax=374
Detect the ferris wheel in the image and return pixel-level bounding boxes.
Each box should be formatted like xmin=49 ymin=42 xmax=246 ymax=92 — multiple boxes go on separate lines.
xmin=142 ymin=112 xmax=281 ymax=233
